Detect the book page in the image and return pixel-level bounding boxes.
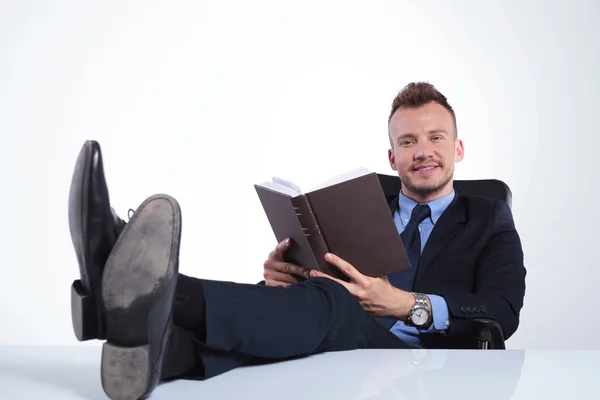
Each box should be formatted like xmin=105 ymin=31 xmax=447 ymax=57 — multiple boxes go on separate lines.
xmin=257 ymin=167 xmax=371 ymax=196
xmin=306 ymin=167 xmax=372 ymax=192
xmin=272 ymin=176 xmax=302 ymax=194
xmin=257 ymin=180 xmax=300 ymax=197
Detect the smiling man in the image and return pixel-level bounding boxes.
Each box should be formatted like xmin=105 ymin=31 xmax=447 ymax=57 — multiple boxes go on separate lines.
xmin=388 ymin=85 xmax=462 ymax=202
xmin=69 ymin=82 xmax=526 ymax=400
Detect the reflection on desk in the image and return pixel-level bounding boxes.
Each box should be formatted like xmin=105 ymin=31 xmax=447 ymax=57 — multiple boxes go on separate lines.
xmin=0 ymin=346 xmax=597 ymax=399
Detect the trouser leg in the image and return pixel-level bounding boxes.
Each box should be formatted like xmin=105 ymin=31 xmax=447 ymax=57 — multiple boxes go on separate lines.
xmin=170 ymin=274 xmax=407 ymax=380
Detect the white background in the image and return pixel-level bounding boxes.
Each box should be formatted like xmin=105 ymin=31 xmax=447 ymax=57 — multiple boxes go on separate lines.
xmin=1 ymin=0 xmax=598 ymax=349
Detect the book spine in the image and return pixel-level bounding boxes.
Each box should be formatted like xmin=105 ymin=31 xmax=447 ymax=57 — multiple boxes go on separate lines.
xmin=291 ymin=195 xmax=330 ymax=272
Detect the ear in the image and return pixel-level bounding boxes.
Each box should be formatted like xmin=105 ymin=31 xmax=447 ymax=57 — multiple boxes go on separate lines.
xmin=388 ymin=148 xmax=397 ymax=170
xmin=454 ymin=139 xmax=465 ymax=163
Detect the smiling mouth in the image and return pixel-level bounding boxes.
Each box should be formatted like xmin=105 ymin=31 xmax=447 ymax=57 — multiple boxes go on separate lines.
xmin=413 ymin=165 xmax=438 ymax=172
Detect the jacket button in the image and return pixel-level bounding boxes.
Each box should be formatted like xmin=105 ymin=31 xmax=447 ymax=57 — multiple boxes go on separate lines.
xmin=481 ymin=306 xmax=487 ymax=312
xmin=461 ymin=306 xmax=467 ymax=312
xmin=473 ymin=306 xmax=480 ymax=312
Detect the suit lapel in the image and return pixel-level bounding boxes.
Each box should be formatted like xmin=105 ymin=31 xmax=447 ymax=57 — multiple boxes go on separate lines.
xmin=415 ymin=195 xmax=467 ymax=285
xmin=387 ymin=191 xmax=467 ymax=286
xmin=387 ymin=195 xmax=399 ymax=215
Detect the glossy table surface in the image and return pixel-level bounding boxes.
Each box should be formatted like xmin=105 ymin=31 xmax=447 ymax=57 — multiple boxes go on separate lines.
xmin=0 ymin=345 xmax=596 ymax=399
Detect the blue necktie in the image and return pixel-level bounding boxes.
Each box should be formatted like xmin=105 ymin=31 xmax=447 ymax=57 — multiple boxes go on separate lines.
xmin=376 ymin=204 xmax=431 ymax=329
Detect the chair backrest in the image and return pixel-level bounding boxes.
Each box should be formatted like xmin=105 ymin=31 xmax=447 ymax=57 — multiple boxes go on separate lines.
xmin=377 ymin=174 xmax=512 ymax=209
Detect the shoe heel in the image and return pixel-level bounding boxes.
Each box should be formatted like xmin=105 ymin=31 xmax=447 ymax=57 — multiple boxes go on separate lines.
xmin=71 ymin=280 xmax=103 ymax=341
xmin=101 ymin=342 xmax=153 ymax=400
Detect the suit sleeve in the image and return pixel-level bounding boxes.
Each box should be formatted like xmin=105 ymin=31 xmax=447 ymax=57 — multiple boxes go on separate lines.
xmin=439 ymin=201 xmax=526 ymax=341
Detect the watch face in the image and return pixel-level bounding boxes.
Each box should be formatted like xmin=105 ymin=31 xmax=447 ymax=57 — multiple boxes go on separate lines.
xmin=411 ymin=307 xmax=429 ymax=325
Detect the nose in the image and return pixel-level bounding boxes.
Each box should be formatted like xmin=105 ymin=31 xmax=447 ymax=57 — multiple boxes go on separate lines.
xmin=413 ymin=140 xmax=435 ymax=160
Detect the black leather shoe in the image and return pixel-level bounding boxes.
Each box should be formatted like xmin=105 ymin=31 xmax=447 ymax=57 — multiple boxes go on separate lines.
xmin=100 ymin=194 xmax=182 ymax=400
xmin=68 ymin=140 xmax=126 ymax=341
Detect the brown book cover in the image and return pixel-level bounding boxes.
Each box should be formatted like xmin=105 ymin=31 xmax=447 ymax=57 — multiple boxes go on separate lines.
xmin=254 ymin=169 xmax=410 ymax=280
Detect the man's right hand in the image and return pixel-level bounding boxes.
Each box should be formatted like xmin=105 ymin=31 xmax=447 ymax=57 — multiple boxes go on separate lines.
xmin=263 ymin=238 xmax=311 ymax=287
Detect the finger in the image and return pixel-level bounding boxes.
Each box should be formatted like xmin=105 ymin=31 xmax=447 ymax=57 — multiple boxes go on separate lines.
xmin=324 ymin=253 xmax=369 ymax=286
xmin=272 ymin=260 xmax=311 ymax=278
xmin=265 ymin=279 xmax=291 ymax=287
xmin=309 ymin=269 xmax=327 ymax=278
xmin=264 ymin=270 xmax=303 ymax=285
xmin=268 ymin=238 xmax=292 ymax=261
xmin=310 ymin=269 xmax=353 ymax=292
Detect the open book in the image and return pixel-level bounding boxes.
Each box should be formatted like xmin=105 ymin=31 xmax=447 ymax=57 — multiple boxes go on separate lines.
xmin=255 ymin=168 xmax=410 ymax=280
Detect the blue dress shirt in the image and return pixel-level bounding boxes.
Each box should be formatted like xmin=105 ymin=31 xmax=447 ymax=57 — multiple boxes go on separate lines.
xmin=389 ymin=189 xmax=455 ymax=348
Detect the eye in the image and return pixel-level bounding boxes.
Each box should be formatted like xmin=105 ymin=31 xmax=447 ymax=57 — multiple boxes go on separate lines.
xmin=400 ymin=140 xmax=414 ymax=146
xmin=432 ymin=136 xmax=443 ymax=141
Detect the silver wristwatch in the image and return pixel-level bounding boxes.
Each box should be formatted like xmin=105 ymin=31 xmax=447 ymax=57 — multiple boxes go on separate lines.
xmin=405 ymin=293 xmax=430 ymax=328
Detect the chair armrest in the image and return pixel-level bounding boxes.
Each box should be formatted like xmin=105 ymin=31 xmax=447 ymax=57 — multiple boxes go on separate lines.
xmin=471 ymin=318 xmax=505 ymax=349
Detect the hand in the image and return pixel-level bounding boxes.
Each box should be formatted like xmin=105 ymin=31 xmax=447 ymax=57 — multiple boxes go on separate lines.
xmin=263 ymin=238 xmax=311 ymax=287
xmin=310 ymin=253 xmax=415 ymax=319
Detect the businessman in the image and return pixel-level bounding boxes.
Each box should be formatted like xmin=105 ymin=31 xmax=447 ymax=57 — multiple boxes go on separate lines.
xmin=68 ymin=82 xmax=526 ymax=399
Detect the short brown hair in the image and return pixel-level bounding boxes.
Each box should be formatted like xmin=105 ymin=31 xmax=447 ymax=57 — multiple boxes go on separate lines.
xmin=388 ymin=81 xmax=457 ymax=134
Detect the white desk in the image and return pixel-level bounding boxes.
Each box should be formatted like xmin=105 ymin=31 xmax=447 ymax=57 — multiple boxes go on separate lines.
xmin=0 ymin=346 xmax=597 ymax=399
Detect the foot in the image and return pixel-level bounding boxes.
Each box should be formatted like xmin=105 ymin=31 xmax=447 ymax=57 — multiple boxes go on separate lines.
xmin=68 ymin=140 xmax=127 ymax=341
xmin=100 ymin=194 xmax=182 ymax=400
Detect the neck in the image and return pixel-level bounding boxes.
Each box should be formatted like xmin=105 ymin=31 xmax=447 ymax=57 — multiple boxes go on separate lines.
xmin=402 ymin=182 xmax=454 ymax=204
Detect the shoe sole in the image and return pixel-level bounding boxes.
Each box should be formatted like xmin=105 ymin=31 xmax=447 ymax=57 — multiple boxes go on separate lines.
xmin=99 ymin=194 xmax=181 ymax=400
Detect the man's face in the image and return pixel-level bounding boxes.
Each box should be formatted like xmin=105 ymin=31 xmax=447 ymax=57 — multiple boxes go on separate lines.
xmin=387 ymin=101 xmax=464 ymax=201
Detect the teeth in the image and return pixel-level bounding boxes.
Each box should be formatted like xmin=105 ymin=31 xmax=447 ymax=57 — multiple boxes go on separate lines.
xmin=418 ymin=166 xmax=435 ymax=171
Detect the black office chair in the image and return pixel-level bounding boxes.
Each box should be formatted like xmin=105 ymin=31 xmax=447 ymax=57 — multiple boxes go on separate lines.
xmin=377 ymin=173 xmax=511 ymax=350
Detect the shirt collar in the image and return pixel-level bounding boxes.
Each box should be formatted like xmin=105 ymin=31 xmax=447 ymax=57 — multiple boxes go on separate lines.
xmin=398 ymin=189 xmax=456 ymax=225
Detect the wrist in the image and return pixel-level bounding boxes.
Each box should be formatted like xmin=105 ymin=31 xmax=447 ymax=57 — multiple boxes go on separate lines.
xmin=390 ymin=289 xmax=416 ymax=320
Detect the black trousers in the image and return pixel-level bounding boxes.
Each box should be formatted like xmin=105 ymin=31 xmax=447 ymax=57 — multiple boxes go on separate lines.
xmin=169 ymin=274 xmax=408 ymax=380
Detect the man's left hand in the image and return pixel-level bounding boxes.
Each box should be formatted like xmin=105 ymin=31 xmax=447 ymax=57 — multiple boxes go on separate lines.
xmin=310 ymin=253 xmax=416 ymax=320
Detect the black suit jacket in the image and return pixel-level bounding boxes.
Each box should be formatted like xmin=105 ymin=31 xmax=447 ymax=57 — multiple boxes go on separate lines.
xmin=388 ymin=193 xmax=527 ymax=349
